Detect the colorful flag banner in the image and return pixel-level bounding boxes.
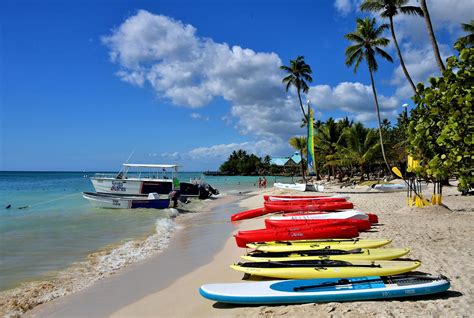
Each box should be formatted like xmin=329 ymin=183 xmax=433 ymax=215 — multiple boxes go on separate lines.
xmin=307 ymin=103 xmax=315 ymax=174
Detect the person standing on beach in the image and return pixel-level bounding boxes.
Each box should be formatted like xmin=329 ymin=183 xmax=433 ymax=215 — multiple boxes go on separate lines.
xmin=258 ymin=177 xmax=262 ymax=189
xmin=262 ymin=177 xmax=267 ymax=188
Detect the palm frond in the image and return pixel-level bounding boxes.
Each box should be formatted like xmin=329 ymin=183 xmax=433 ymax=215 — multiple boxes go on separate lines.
xmin=360 ymin=0 xmax=385 ymax=12
xmin=399 ymin=5 xmax=423 ymax=16
xmin=345 ymin=32 xmax=365 ymax=43
xmin=375 ymin=47 xmax=393 ymax=62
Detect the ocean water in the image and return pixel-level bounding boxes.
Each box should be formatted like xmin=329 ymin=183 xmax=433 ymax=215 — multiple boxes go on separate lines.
xmin=0 ymin=171 xmax=294 ymax=291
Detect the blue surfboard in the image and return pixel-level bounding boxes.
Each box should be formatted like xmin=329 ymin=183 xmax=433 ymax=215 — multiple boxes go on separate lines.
xmin=200 ymin=275 xmax=449 ymax=304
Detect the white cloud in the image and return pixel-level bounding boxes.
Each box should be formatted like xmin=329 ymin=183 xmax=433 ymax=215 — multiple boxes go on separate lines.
xmin=308 ymin=82 xmax=400 ymax=121
xmin=334 ymin=0 xmax=354 ymax=16
xmin=190 ymin=112 xmax=209 ymax=121
xmin=103 ymin=10 xmax=407 ymax=159
xmin=390 ymin=43 xmax=452 ymax=98
xmin=103 ymin=10 xmax=300 ymax=142
xmin=161 ymin=151 xmax=181 ymax=160
xmin=188 ymin=139 xmax=286 ymax=160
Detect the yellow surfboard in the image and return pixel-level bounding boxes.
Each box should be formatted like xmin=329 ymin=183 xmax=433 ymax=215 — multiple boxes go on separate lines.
xmin=241 ymin=248 xmax=410 ymax=262
xmin=247 ymin=239 xmax=392 ymax=253
xmin=231 ymin=260 xmax=421 ymax=279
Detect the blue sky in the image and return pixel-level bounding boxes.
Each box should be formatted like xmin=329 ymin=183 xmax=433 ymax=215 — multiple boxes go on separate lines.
xmin=1 ymin=0 xmax=471 ymax=171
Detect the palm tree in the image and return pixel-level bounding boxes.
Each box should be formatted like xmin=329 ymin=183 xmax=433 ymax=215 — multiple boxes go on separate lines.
xmin=345 ymin=17 xmax=393 ymax=174
xmin=280 ymin=56 xmax=313 ymax=121
xmin=314 ymin=118 xmax=347 ymax=181
xmin=289 ymin=136 xmax=307 ymax=181
xmin=458 ymin=20 xmax=474 ymax=47
xmin=360 ymin=0 xmax=423 ymax=94
xmin=419 ymin=0 xmax=445 ymax=72
xmin=327 ymin=124 xmax=381 ymax=181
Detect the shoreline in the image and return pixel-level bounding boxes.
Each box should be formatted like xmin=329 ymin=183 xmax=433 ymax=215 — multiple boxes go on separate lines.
xmin=5 ymin=184 xmax=474 ymax=317
xmin=21 ymin=193 xmax=250 ymax=317
xmin=0 ymin=194 xmax=241 ymax=317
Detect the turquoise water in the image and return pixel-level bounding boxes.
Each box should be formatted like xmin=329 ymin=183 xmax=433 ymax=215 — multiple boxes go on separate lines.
xmin=0 ymin=171 xmax=293 ymax=291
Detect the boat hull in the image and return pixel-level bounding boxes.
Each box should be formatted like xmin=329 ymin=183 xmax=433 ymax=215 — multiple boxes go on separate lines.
xmin=91 ymin=178 xmax=173 ymax=195
xmin=82 ymin=192 xmax=170 ymax=209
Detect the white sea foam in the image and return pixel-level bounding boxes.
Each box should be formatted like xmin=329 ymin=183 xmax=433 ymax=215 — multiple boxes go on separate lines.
xmin=0 ymin=214 xmax=183 ymax=317
xmin=94 ymin=217 xmax=179 ymax=273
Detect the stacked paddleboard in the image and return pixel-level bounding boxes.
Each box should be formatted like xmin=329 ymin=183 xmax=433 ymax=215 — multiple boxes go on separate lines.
xmin=199 ymin=194 xmax=450 ymax=304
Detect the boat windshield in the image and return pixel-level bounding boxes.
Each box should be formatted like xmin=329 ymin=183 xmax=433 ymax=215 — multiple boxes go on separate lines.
xmin=121 ymin=165 xmax=177 ymax=180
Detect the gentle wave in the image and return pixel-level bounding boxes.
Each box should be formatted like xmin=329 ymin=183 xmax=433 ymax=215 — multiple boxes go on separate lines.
xmin=0 ymin=210 xmax=181 ymax=317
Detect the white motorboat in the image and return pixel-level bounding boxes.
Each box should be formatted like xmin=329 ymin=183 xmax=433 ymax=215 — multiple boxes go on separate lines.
xmin=91 ymin=163 xmax=179 ymax=196
xmin=274 ymin=183 xmax=324 ymax=192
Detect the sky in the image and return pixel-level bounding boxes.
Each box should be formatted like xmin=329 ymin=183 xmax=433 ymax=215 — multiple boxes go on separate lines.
xmin=1 ymin=0 xmax=472 ymax=171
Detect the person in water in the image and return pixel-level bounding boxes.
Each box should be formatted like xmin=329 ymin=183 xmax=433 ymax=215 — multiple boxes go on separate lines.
xmin=169 ymin=190 xmax=180 ymax=208
xmin=261 ymin=177 xmax=266 ymax=188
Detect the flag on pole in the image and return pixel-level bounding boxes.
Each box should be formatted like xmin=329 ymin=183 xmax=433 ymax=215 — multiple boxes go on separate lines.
xmin=307 ymin=103 xmax=316 ymax=174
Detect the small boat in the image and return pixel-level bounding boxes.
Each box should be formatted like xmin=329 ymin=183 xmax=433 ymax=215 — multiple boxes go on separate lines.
xmin=372 ymin=183 xmax=427 ymax=192
xmin=273 ymin=183 xmax=324 ymax=192
xmin=199 ymin=274 xmax=450 ymax=304
xmin=91 ymin=163 xmax=218 ymax=199
xmin=82 ymin=192 xmax=170 ymax=209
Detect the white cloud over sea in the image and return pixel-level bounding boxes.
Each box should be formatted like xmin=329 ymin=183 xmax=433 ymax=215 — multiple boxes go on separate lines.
xmin=102 ymin=10 xmax=404 ymax=160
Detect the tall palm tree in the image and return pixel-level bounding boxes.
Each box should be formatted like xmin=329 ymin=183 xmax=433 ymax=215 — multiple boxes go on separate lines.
xmin=289 ymin=136 xmax=307 ymax=181
xmin=360 ymin=0 xmax=423 ymax=94
xmin=280 ymin=56 xmax=313 ymax=121
xmin=345 ymin=17 xmax=393 ymax=174
xmin=458 ymin=20 xmax=474 ymax=47
xmin=419 ymin=0 xmax=445 ymax=72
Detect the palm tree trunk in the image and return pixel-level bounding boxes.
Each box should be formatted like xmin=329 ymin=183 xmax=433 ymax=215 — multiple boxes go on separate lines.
xmin=389 ymin=17 xmax=417 ymax=95
xmin=419 ymin=0 xmax=445 ymax=72
xmin=300 ymin=150 xmax=306 ymax=182
xmin=297 ymin=89 xmax=308 ymax=120
xmin=368 ymin=69 xmax=392 ymax=174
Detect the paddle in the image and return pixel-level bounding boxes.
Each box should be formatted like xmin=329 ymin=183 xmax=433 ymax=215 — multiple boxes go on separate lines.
xmin=293 ymin=274 xmax=442 ymax=291
xmin=294 ymin=277 xmax=383 ymax=291
xmin=240 ymin=260 xmax=382 ymax=269
xmin=391 ymin=167 xmax=428 ymax=206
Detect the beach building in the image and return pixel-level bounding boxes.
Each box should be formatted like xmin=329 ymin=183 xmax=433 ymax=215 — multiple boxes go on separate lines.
xmin=269 ymin=152 xmax=303 ymax=174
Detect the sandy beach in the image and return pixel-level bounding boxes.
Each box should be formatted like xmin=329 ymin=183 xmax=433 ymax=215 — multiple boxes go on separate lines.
xmin=23 ymin=183 xmax=473 ymax=318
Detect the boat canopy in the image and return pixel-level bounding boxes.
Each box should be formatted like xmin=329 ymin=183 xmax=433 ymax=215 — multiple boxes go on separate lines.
xmin=123 ymin=164 xmax=179 ymax=169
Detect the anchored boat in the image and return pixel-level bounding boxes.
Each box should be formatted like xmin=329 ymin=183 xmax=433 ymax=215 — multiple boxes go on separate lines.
xmin=82 ymin=192 xmax=170 ymax=209
xmin=90 ymin=163 xmax=218 ymax=199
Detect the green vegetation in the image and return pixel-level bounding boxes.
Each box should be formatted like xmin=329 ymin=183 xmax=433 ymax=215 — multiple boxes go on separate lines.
xmin=288 ymin=136 xmax=307 ymax=181
xmin=219 ymin=150 xmax=266 ymax=175
xmin=407 ymin=40 xmax=473 ymax=192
